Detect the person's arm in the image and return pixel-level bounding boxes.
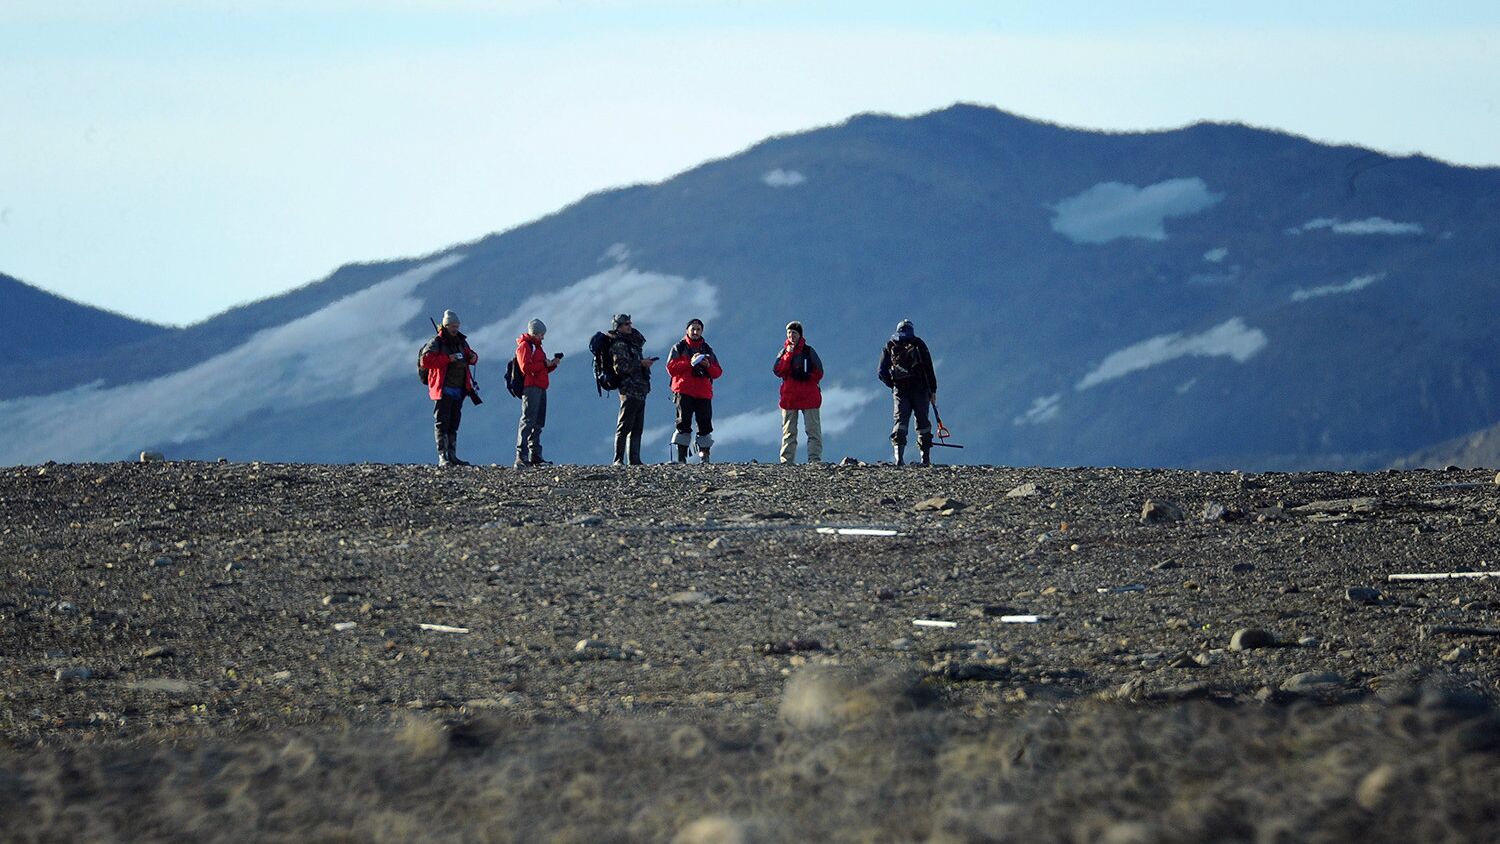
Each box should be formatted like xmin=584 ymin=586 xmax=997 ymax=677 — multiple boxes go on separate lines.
xmin=665 ymin=342 xmax=692 ymax=379
xmin=464 ymin=345 xmax=478 ymax=365
xmin=773 ymin=344 xmax=791 ymax=378
xmin=419 ymin=339 xmax=449 ymax=371
xmin=920 ymin=339 xmax=937 ymax=394
xmin=808 ymin=346 xmax=824 ymax=386
xmin=877 ymin=344 xmax=892 ymax=387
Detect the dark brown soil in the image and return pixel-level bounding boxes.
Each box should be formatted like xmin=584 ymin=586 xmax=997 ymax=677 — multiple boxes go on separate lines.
xmin=4 ymin=461 xmax=1500 ymax=841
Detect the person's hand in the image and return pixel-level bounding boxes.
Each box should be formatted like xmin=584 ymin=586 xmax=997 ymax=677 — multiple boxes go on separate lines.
xmin=450 ymin=352 xmax=466 ymax=361
xmin=691 ymin=353 xmax=708 ymax=366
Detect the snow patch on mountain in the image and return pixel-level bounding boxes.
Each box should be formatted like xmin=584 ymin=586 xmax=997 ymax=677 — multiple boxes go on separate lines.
xmin=1076 ymin=318 xmax=1267 ymax=391
xmin=1050 ymin=178 xmax=1224 ymax=244
xmin=1013 ymin=393 xmax=1062 ymax=426
xmin=701 ymin=385 xmax=883 ymax=449
xmin=1285 ymin=217 xmax=1423 ymax=236
xmin=466 ymin=263 xmax=718 ymax=361
xmin=762 ymin=169 xmax=806 ymax=188
xmin=0 ymin=255 xmax=464 ymax=465
xmin=601 ymin=243 xmax=631 ymax=263
xmin=1291 ymin=273 xmax=1385 ymax=302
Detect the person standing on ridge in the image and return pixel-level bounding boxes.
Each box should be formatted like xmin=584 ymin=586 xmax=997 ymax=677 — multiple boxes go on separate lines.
xmin=515 ymin=318 xmax=562 ymax=469
xmin=666 ymin=317 xmax=722 ymax=463
xmin=608 ymin=313 xmax=655 ymax=465
xmin=419 ymin=310 xmax=480 ymax=467
xmin=773 ymin=320 xmax=823 ymax=464
xmin=877 ymin=318 xmax=938 ymax=466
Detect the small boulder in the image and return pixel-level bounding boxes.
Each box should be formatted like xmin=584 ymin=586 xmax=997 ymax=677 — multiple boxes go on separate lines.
xmin=1140 ymin=499 xmax=1184 ymax=524
xmin=1229 ymin=628 xmax=1278 ymax=651
xmin=139 ymin=451 xmax=164 ymax=463
xmin=914 ymin=497 xmax=966 ymax=513
xmin=1346 ymin=586 xmax=1383 ymax=605
xmin=1280 ymin=671 xmax=1344 ymax=695
xmin=1200 ymin=501 xmax=1230 ymax=522
xmin=1005 ymin=482 xmax=1041 ymax=498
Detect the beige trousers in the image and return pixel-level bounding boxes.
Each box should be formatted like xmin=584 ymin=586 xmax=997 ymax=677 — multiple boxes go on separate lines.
xmin=780 ymin=408 xmax=822 ymax=464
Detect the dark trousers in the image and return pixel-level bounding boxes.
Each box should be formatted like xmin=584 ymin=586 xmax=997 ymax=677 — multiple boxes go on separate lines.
xmin=890 ymin=386 xmax=932 ymax=446
xmin=615 ymin=395 xmax=646 ymax=463
xmin=434 ymin=396 xmax=463 ymax=441
xmin=672 ymin=394 xmax=714 ymax=448
xmin=517 ymin=386 xmax=547 ymax=461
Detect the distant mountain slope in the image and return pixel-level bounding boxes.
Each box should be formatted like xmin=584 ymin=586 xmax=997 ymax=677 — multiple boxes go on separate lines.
xmin=4 ymin=104 xmax=1500 ymax=467
xmin=1393 ymin=421 xmax=1500 ymax=470
xmin=0 ymin=272 xmax=175 ymax=374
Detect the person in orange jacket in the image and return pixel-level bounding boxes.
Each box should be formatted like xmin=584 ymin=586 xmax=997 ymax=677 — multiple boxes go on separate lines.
xmin=665 ymin=318 xmax=722 ymax=463
xmin=772 ymin=320 xmax=824 ymax=463
xmin=514 ymin=318 xmax=562 ymax=468
xmin=418 ymin=310 xmax=479 ymax=466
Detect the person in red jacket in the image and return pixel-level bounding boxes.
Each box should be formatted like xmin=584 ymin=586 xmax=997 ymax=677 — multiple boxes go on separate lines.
xmin=665 ymin=317 xmax=723 ymax=463
xmin=418 ymin=310 xmax=479 ymax=467
xmin=772 ymin=320 xmax=824 ymax=464
xmin=514 ymin=318 xmax=562 ymax=468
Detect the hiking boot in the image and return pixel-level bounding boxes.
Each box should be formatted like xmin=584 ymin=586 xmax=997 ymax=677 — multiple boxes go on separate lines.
xmin=676 ymin=445 xmax=689 ymax=464
xmin=447 ymin=434 xmax=470 ymax=466
xmin=699 ymin=448 xmax=711 ymax=464
xmin=613 ymin=434 xmax=627 ymax=466
xmin=893 ymin=443 xmax=906 ymax=466
xmin=918 ymin=449 xmax=931 ymax=467
xmin=612 ymin=459 xmax=626 ymax=467
xmin=628 ymin=438 xmax=643 ymax=466
xmin=435 ymin=432 xmax=450 ymax=466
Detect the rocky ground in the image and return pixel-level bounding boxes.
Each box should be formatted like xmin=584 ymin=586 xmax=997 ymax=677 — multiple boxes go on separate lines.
xmin=4 ymin=460 xmax=1500 ymax=842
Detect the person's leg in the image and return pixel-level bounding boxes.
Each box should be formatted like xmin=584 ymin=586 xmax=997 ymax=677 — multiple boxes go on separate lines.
xmin=672 ymin=394 xmax=692 ymax=462
xmin=911 ymin=390 xmax=933 ymax=466
xmin=614 ymin=395 xmax=630 ymax=465
xmin=625 ymin=396 xmax=646 ymax=464
xmin=779 ymin=409 xmax=799 ymax=464
xmin=695 ymin=398 xmax=714 ymax=462
xmin=518 ymin=387 xmax=542 ymax=466
xmin=448 ymin=398 xmax=468 ymax=465
xmin=433 ymin=400 xmax=451 ymax=466
xmin=804 ymin=408 xmax=822 ymax=463
xmin=531 ymin=389 xmax=548 ymax=463
xmin=890 ymin=389 xmax=912 ymax=464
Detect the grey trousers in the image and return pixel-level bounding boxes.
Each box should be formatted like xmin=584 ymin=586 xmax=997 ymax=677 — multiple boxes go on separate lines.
xmin=517 ymin=386 xmax=547 ymax=461
xmin=891 ymin=386 xmax=932 ymax=446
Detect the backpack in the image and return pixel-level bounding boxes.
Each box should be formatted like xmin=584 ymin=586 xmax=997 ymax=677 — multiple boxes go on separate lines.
xmin=887 ymin=339 xmax=924 ymax=383
xmin=788 ymin=347 xmax=814 ymax=381
xmin=589 ymin=331 xmax=620 ymax=395
xmin=504 ymin=358 xmax=526 ymax=398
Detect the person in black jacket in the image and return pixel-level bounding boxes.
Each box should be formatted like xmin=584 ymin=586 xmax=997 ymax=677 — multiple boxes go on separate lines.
xmin=877 ymin=319 xmax=938 ymax=466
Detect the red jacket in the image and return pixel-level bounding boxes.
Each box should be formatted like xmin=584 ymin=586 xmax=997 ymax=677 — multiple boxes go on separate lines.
xmin=419 ymin=332 xmax=478 ymax=400
xmin=515 ymin=333 xmax=555 ymax=390
xmin=772 ymin=338 xmax=823 ymax=410
xmin=666 ymin=335 xmax=722 ymax=399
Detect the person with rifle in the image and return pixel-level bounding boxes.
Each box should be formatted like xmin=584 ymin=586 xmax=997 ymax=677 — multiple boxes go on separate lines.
xmin=773 ymin=320 xmax=824 ymax=464
xmin=666 ymin=317 xmax=722 ymax=463
xmin=877 ymin=318 xmax=938 ymax=466
xmin=419 ymin=310 xmax=480 ymax=467
xmin=514 ymin=318 xmax=562 ymax=469
xmin=607 ymin=313 xmax=656 ymax=466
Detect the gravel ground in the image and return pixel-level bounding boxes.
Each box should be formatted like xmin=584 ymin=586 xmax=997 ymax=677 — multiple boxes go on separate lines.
xmin=4 ymin=461 xmax=1500 ymax=841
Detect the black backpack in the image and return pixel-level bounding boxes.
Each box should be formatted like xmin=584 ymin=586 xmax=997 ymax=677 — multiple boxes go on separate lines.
xmin=788 ymin=347 xmax=814 ymax=381
xmin=887 ymin=339 xmax=924 ymax=383
xmin=589 ymin=332 xmax=620 ymax=395
xmin=504 ymin=358 xmax=526 ymax=398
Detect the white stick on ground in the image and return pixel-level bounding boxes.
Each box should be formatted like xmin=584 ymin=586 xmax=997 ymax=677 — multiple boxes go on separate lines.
xmin=1387 ymin=572 xmax=1500 ymax=581
xmin=912 ymin=619 xmax=958 ymax=628
xmin=999 ymin=615 xmax=1050 ymax=623
xmin=418 ymin=623 xmax=470 ymax=634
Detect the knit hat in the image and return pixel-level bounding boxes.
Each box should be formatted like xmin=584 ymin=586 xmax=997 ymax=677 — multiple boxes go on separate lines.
xmin=527 ymin=318 xmax=547 ymax=337
xmin=785 ymin=321 xmax=803 ymax=334
xmin=686 ymin=318 xmax=704 ymax=330
xmin=895 ymin=319 xmax=914 ymax=339
xmin=612 ymin=313 xmax=632 ymax=329
xmin=441 ymin=310 xmax=460 ymax=326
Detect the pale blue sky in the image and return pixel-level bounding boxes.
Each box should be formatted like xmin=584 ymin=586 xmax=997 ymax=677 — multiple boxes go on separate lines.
xmin=4 ymin=1 xmax=1498 ymax=325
